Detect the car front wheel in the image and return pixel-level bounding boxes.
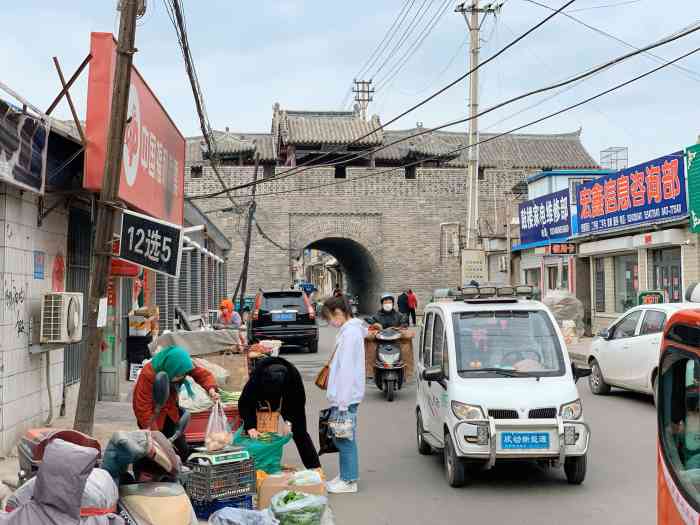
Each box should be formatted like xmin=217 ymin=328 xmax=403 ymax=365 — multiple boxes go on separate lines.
xmin=416 ymin=410 xmax=432 ymax=455
xmin=444 ymin=431 xmax=468 ymax=487
xmin=589 ymin=359 xmax=611 ymax=395
xmin=564 ymin=454 xmax=587 ymax=485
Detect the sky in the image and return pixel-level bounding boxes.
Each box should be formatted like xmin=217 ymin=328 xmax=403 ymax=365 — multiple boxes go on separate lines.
xmin=1 ymin=0 xmax=699 ymax=166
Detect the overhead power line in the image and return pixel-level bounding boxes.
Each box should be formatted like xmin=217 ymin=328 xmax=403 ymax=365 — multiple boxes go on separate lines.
xmin=204 ymin=44 xmax=700 ymax=204
xmin=189 ymin=18 xmax=700 ymax=200
xmin=568 ymin=0 xmax=642 ymax=12
xmin=524 ymin=0 xmax=700 ymax=83
xmin=355 ymin=0 xmax=417 ymax=80
xmin=187 ymin=0 xmax=577 ymax=200
xmin=163 ymin=0 xmax=248 ymax=214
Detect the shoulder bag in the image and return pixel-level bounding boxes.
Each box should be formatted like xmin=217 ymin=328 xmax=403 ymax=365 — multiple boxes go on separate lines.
xmin=314 ymin=347 xmax=338 ymax=390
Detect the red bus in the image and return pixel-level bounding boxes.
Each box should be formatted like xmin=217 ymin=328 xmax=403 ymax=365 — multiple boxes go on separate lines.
xmin=659 ymin=308 xmax=700 ymax=523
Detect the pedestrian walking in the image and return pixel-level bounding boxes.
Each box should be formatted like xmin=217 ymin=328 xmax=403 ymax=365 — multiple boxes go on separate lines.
xmin=320 ymin=295 xmax=367 ymax=494
xmin=407 ymin=289 xmax=418 ymax=326
xmin=238 ymin=357 xmax=321 ymax=470
xmin=397 ymin=290 xmax=409 ymax=316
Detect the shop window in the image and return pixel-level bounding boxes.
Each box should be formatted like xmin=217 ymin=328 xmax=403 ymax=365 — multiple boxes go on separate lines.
xmin=649 ymin=247 xmax=683 ymax=303
xmin=525 ymin=268 xmax=541 ymax=287
xmin=614 ymin=254 xmax=638 ymax=313
xmin=660 ymin=351 xmax=700 ymax=510
xmin=595 ymin=258 xmax=606 ymax=312
xmin=562 ymin=265 xmax=569 ymax=291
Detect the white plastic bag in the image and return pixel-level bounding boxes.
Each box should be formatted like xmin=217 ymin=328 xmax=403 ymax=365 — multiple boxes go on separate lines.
xmin=271 ymin=491 xmax=327 ymax=525
xmin=205 ymin=401 xmax=232 ymax=452
xmin=209 ymin=507 xmax=280 ymax=525
xmin=194 ymin=357 xmax=230 ymax=387
xmin=179 ymin=377 xmax=214 ymax=413
xmin=288 ymin=470 xmax=322 ymax=487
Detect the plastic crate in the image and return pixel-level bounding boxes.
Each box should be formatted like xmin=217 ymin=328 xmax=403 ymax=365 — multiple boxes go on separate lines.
xmin=185 ymin=452 xmax=255 ymax=501
xmin=184 ymin=405 xmax=241 ymax=445
xmin=192 ymin=494 xmax=254 ymax=520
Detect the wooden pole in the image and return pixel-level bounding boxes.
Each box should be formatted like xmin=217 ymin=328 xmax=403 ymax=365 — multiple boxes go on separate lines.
xmin=73 ymin=0 xmax=142 ymax=435
xmin=238 ymin=155 xmax=260 ymax=309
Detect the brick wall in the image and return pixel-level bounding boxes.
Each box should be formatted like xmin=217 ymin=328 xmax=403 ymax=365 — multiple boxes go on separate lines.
xmin=0 ymin=185 xmax=67 ymax=456
xmin=478 ymin=168 xmax=535 ymax=236
xmin=185 ymin=162 xmax=523 ymax=312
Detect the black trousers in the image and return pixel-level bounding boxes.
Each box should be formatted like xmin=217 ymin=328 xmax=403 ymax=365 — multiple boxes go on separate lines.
xmin=409 ymin=309 xmax=417 ymax=325
xmin=285 ymin=410 xmax=321 ymax=469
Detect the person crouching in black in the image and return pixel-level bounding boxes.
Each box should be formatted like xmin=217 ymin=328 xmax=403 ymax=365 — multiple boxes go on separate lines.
xmin=238 ymin=357 xmax=321 ymax=469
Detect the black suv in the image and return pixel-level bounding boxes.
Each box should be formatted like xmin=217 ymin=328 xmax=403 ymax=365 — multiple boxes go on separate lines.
xmin=249 ymin=290 xmax=319 ymax=353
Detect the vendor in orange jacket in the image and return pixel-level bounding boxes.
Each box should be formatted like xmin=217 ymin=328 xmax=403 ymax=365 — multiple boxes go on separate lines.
xmin=133 ymin=345 xmax=219 ymax=461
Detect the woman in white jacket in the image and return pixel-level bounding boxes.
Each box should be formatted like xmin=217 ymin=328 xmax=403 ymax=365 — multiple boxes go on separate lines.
xmin=321 ymin=295 xmax=367 ymax=494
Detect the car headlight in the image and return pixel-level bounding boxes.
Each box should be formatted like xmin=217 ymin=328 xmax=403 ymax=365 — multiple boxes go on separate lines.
xmin=451 ymin=401 xmax=484 ymax=421
xmin=560 ymin=399 xmax=583 ymax=420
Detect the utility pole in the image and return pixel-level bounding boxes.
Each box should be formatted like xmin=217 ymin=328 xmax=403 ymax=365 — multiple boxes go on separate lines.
xmin=352 ymin=79 xmax=374 ymax=120
xmin=238 ymin=155 xmax=260 ymax=309
xmin=455 ymin=1 xmax=502 ymax=249
xmin=74 ymin=0 xmax=145 ymax=435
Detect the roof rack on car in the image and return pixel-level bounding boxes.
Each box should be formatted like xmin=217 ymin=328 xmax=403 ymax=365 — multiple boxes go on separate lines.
xmin=461 ymin=285 xmax=535 ymax=302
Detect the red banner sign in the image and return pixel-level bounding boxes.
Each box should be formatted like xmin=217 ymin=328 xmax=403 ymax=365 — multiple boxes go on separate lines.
xmin=84 ymin=32 xmax=185 ymax=225
xmin=545 ymin=243 xmax=577 ymax=255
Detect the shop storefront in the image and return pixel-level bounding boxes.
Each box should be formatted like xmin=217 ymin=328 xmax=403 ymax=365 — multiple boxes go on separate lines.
xmin=574 ymin=152 xmax=692 ymax=332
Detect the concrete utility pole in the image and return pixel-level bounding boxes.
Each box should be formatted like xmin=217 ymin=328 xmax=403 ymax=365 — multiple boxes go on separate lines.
xmin=74 ymin=0 xmax=145 ymax=435
xmin=352 ymin=79 xmax=374 ymax=120
xmin=456 ymin=1 xmax=502 ymax=249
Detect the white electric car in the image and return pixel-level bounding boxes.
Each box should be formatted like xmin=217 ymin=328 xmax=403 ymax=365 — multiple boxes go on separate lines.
xmin=415 ymin=286 xmax=591 ymax=487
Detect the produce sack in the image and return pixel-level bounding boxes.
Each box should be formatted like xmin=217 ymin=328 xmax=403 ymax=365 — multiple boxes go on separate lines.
xmin=542 ymin=290 xmax=585 ymax=336
xmin=271 ymin=491 xmax=327 ymax=525
xmin=232 ymin=427 xmax=292 ymax=474
xmin=179 ymin=377 xmax=214 ymax=413
xmin=210 ymin=507 xmax=280 ymax=525
xmin=194 ymin=357 xmax=230 ymax=387
xmin=205 ymin=401 xmax=232 ymax=452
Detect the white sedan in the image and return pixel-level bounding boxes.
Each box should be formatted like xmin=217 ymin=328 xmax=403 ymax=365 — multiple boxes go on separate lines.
xmin=587 ymin=303 xmax=693 ymax=402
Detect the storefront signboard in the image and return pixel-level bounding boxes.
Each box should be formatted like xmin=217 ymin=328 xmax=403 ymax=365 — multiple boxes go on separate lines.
xmin=577 ymin=152 xmax=687 ymax=235
xmin=518 ymin=189 xmax=571 ymax=245
xmin=461 ymin=249 xmax=488 ymax=285
xmin=639 ymin=290 xmax=665 ymax=305
xmin=84 ymin=32 xmax=185 ymax=225
xmin=687 ymin=144 xmax=700 ymax=233
xmin=118 ymin=209 xmax=183 ymax=278
xmin=546 ymin=243 xmax=577 ymax=255
xmin=0 ymin=99 xmax=49 ymax=194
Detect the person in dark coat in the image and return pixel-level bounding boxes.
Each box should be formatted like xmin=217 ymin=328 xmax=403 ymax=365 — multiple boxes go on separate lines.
xmin=397 ymin=291 xmax=410 ymax=316
xmin=367 ymin=293 xmax=408 ymax=329
xmin=238 ymin=357 xmax=321 ymax=469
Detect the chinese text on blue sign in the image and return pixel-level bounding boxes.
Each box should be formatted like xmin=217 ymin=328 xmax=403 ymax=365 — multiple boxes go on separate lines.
xmin=518 ymin=189 xmax=571 ymax=245
xmin=577 ymin=153 xmax=686 ymax=235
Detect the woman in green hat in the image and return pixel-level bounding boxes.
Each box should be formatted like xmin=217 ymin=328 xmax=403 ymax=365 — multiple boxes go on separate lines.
xmin=133 ymin=345 xmax=219 ymax=460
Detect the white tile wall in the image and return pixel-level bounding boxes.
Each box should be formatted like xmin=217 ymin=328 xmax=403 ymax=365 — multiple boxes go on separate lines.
xmin=0 ymin=185 xmax=69 ymax=456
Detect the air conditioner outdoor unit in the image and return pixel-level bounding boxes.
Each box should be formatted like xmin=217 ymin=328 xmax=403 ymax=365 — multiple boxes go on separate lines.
xmin=40 ymin=292 xmax=83 ymax=344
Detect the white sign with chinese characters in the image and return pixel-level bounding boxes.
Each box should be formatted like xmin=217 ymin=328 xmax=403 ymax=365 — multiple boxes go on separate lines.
xmin=117 ymin=209 xmax=183 ymax=278
xmin=461 ymin=249 xmax=488 ymax=285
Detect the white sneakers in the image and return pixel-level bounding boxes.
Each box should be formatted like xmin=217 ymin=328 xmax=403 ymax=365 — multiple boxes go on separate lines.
xmin=326 ymin=478 xmax=358 ymax=494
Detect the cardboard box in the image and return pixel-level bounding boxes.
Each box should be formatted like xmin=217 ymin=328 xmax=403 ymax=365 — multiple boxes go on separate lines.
xmin=129 ymin=306 xmax=159 ymax=336
xmin=257 ymin=471 xmax=327 ymax=510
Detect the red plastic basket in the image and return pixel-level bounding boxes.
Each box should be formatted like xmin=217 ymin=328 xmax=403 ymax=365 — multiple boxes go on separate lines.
xmin=184 ymin=405 xmax=241 ymax=445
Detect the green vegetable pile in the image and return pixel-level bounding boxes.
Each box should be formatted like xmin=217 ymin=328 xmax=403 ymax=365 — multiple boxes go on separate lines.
xmin=271 ymin=490 xmax=327 ymax=525
xmin=219 ymin=390 xmax=241 ymax=404
xmin=282 ymin=491 xmax=306 ymax=505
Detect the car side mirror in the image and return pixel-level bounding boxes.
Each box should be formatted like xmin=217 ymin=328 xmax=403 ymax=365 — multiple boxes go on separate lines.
xmin=422 ymin=365 xmax=444 ymax=383
xmin=153 ymin=371 xmax=170 ymax=410
xmin=572 ymin=362 xmax=592 ymax=383
xmin=598 ymin=329 xmax=611 ymax=340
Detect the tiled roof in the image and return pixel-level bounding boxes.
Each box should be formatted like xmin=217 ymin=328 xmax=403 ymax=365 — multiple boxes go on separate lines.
xmin=186 ymin=132 xmax=276 ymax=163
xmin=273 ymin=105 xmax=383 ymax=147
xmin=379 ymin=129 xmax=460 ymax=162
xmin=377 ymin=128 xmax=597 ymax=169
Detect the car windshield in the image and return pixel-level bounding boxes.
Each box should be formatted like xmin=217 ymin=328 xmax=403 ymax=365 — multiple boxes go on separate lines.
xmin=262 ymin=293 xmax=305 ymax=311
xmin=452 ymin=310 xmax=565 ymax=378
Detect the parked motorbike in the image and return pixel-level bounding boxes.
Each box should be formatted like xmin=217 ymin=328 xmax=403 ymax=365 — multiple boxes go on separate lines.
xmin=374 ymin=328 xmax=405 ymax=402
xmin=102 ymin=371 xmax=196 ymax=525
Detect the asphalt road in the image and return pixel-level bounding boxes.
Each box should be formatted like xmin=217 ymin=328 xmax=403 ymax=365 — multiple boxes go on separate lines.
xmin=280 ymin=324 xmax=656 ymax=525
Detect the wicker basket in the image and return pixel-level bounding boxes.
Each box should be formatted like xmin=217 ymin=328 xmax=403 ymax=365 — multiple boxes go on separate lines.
xmin=256 ymin=400 xmax=281 ymax=434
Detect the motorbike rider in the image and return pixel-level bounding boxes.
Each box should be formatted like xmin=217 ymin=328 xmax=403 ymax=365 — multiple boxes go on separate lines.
xmin=367 ymin=293 xmax=408 ymax=329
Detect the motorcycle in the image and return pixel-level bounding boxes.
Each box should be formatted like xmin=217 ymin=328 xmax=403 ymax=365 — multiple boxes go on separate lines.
xmin=102 ymin=371 xmax=196 ymax=525
xmin=374 ymin=327 xmax=406 ymax=402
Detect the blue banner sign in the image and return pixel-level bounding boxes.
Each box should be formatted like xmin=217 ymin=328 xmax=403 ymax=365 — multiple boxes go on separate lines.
xmin=518 ymin=189 xmax=571 ymax=245
xmin=577 ymin=152 xmax=687 ymax=235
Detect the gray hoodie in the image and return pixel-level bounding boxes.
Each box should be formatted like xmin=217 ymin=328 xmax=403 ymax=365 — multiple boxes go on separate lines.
xmin=327 ymin=318 xmax=368 ymax=411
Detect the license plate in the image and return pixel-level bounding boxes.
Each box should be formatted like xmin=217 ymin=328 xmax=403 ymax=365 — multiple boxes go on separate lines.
xmin=500 ymin=432 xmax=550 ymax=449
xmin=272 ymin=312 xmax=296 ymax=322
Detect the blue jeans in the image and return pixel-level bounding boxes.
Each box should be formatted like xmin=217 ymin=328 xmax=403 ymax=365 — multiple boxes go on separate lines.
xmin=331 ymin=404 xmax=359 ymax=482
